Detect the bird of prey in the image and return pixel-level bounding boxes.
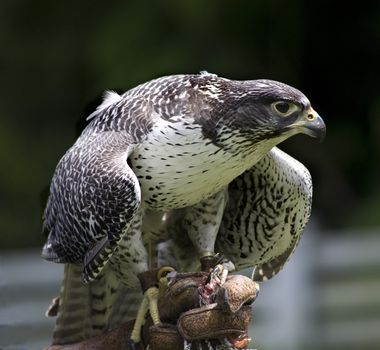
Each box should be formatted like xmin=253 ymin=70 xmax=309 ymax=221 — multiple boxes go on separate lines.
xmin=42 ymin=72 xmax=325 ymax=345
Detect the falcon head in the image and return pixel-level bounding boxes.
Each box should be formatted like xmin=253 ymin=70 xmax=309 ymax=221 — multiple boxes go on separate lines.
xmin=222 ymin=79 xmax=326 ymax=145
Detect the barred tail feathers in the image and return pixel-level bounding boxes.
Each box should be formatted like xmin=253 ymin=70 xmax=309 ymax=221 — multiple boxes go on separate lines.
xmin=51 ymin=264 xmax=136 ymax=345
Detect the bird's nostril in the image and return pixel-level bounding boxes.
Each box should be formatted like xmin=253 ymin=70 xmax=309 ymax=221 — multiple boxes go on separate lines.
xmin=307 ymin=114 xmax=315 ymax=121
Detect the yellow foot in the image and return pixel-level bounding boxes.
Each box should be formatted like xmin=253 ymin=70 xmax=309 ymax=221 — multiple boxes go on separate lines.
xmin=130 ymin=266 xmax=175 ymax=344
xmin=130 ymin=286 xmax=160 ymax=343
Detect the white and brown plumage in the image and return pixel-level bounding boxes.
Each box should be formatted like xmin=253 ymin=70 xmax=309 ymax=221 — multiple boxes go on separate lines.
xmin=42 ymin=72 xmax=325 ymax=344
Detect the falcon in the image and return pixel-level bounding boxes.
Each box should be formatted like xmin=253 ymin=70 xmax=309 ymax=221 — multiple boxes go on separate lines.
xmin=42 ymin=72 xmax=325 ymax=345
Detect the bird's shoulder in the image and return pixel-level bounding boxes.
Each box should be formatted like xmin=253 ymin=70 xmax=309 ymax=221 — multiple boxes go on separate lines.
xmin=83 ymin=74 xmax=244 ymax=136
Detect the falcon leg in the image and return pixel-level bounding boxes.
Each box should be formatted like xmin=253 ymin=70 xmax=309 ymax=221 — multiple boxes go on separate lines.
xmin=109 ymin=210 xmax=163 ymax=345
xmin=184 ymin=189 xmax=228 ymax=265
xmin=130 ymin=285 xmax=161 ymax=344
xmin=181 ymin=189 xmax=235 ymax=301
xmin=130 ymin=293 xmax=149 ymax=343
xmin=201 ymin=254 xmax=234 ymax=281
xmin=129 ymin=266 xmax=174 ymax=345
xmin=146 ymin=286 xmax=160 ymax=324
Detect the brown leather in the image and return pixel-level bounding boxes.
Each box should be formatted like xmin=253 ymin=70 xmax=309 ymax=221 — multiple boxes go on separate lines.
xmin=44 ymin=272 xmax=259 ymax=350
xmin=158 ymin=272 xmax=206 ymax=322
xmin=200 ymin=255 xmax=218 ymax=271
xmin=148 ymin=324 xmax=183 ymax=350
xmin=137 ymin=269 xmax=160 ymax=292
xmin=216 ymin=275 xmax=259 ymax=313
xmin=177 ymin=303 xmax=252 ymax=341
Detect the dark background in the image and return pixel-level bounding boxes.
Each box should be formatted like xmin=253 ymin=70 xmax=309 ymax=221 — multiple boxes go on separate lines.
xmin=1 ymin=0 xmax=379 ymax=249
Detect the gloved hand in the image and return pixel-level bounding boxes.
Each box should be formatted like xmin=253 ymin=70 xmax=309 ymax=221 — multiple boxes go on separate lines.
xmin=45 ymin=272 xmax=259 ymax=350
xmin=147 ymin=272 xmax=259 ymax=350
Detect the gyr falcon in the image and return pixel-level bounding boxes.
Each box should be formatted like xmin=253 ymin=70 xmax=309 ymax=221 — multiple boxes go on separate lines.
xmin=42 ymin=72 xmax=325 ymax=345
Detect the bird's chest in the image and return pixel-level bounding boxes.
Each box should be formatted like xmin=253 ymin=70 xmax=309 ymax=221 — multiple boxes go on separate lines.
xmin=130 ymin=122 xmax=257 ymax=210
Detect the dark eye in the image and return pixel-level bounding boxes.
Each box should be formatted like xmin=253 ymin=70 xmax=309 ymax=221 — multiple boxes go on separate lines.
xmin=275 ymin=102 xmax=290 ymax=113
xmin=271 ymin=101 xmax=298 ymax=116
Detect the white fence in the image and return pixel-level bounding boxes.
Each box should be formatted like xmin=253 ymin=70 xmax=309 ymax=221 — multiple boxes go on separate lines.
xmin=252 ymin=226 xmax=380 ymax=350
xmin=1 ymin=226 xmax=380 ymax=350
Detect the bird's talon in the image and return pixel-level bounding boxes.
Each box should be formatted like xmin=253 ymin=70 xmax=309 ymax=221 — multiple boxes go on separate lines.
xmin=157 ymin=266 xmax=176 ymax=281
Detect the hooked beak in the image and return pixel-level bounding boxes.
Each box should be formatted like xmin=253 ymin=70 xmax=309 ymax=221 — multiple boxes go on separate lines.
xmin=292 ymin=107 xmax=326 ymax=142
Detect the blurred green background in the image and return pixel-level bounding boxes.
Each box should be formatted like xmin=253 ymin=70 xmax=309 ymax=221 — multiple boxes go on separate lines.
xmin=0 ymin=1 xmax=379 ymax=349
xmin=1 ymin=0 xmax=379 ymax=249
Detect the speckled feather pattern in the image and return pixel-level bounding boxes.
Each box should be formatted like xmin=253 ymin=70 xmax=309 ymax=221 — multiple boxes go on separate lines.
xmin=42 ymin=72 xmax=314 ymax=285
xmin=217 ymin=147 xmax=312 ymax=280
xmin=159 ymin=147 xmax=312 ymax=281
xmin=43 ymin=73 xmax=320 ymax=344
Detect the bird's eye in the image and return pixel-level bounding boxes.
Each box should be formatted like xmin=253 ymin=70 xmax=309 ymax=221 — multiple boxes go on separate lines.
xmin=272 ymin=101 xmax=298 ymax=116
xmin=274 ymin=102 xmax=290 ymax=113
